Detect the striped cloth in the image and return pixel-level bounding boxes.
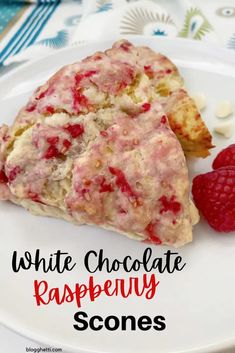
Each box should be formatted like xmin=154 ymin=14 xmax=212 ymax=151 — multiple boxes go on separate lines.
xmin=0 ymin=1 xmax=61 ymax=65
xmin=0 ymin=0 xmax=83 ymax=67
xmin=0 ymin=0 xmax=235 ymax=70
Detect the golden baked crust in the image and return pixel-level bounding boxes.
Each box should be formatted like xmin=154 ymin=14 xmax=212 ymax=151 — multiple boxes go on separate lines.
xmin=164 ymin=89 xmax=213 ymax=157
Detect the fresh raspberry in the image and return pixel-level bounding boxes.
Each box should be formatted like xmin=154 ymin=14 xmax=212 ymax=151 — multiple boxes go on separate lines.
xmin=212 ymin=144 xmax=235 ymax=169
xmin=100 ymin=130 xmax=108 ymax=138
xmin=99 ymin=182 xmax=114 ymax=193
xmin=160 ymin=115 xmax=167 ymax=124
xmin=28 ymin=191 xmax=41 ymax=203
xmin=192 ymin=167 xmax=235 ymax=232
xmin=72 ymin=88 xmax=89 ymax=111
xmin=36 ymin=87 xmax=53 ymax=100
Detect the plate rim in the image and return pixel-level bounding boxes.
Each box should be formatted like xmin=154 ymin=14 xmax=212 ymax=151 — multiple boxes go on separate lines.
xmin=1 ymin=319 xmax=235 ymax=353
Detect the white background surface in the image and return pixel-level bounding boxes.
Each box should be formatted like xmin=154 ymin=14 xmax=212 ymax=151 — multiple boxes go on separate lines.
xmin=1 ymin=323 xmax=235 ymax=353
xmin=0 ymin=325 xmax=40 ymax=352
xmin=0 ymin=325 xmax=71 ymax=352
xmin=1 ymin=38 xmax=235 ymax=353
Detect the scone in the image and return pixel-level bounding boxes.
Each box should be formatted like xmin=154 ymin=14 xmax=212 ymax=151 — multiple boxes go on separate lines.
xmin=0 ymin=40 xmax=200 ymax=247
xmin=107 ymin=40 xmax=213 ymax=157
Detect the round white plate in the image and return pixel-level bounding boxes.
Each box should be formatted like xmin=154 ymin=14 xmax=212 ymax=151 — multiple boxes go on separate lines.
xmin=0 ymin=37 xmax=235 ymax=353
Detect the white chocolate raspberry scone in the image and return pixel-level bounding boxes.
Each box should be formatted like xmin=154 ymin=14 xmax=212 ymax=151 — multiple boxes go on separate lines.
xmin=0 ymin=40 xmax=200 ymax=247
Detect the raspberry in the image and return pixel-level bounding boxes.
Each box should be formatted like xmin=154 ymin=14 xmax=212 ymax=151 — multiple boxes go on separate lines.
xmin=159 ymin=195 xmax=181 ymax=215
xmin=109 ymin=166 xmax=135 ymax=198
xmin=65 ymin=124 xmax=84 ymax=138
xmin=26 ymin=103 xmax=36 ymax=112
xmin=46 ymin=136 xmax=59 ymax=145
xmin=165 ymin=69 xmax=172 ymax=74
xmin=8 ymin=166 xmax=21 ymax=183
xmin=72 ymin=88 xmax=89 ymax=111
xmin=99 ymin=176 xmax=114 ymax=193
xmin=213 ymin=144 xmax=235 ymax=169
xmin=141 ymin=103 xmax=151 ymax=112
xmin=44 ymin=105 xmax=55 ymax=114
xmin=144 ymin=222 xmax=162 ymax=245
xmin=192 ymin=167 xmax=235 ymax=232
xmin=44 ymin=145 xmax=60 ymax=159
xmin=63 ymin=139 xmax=71 ymax=149
xmin=75 ymin=70 xmax=97 ymax=85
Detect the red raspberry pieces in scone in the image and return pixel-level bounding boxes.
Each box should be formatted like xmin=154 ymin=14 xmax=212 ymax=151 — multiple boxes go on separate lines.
xmin=2 ymin=119 xmax=85 ymax=204
xmin=192 ymin=167 xmax=235 ymax=232
xmin=0 ymin=169 xmax=8 ymax=183
xmin=98 ymin=176 xmax=114 ymax=193
xmin=144 ymin=222 xmax=162 ymax=245
xmin=65 ymin=101 xmax=196 ymax=247
xmin=44 ymin=145 xmax=60 ymax=160
xmin=8 ymin=166 xmax=22 ymax=183
xmin=64 ymin=124 xmax=84 ymax=138
xmin=108 ymin=166 xmax=137 ymax=199
xmin=22 ymin=49 xmax=137 ymax=120
xmin=34 ymin=122 xmax=84 ymax=159
xmin=159 ymin=195 xmax=181 ymax=215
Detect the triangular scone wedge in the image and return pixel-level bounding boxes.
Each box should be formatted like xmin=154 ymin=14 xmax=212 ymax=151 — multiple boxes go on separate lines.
xmin=0 ymin=40 xmax=200 ymax=247
xmin=0 ymin=101 xmax=198 ymax=247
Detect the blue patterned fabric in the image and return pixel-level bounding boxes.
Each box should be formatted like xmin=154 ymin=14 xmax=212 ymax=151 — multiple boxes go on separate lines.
xmin=0 ymin=2 xmax=26 ymax=35
xmin=0 ymin=1 xmax=60 ymax=64
xmin=0 ymin=0 xmax=234 ymax=70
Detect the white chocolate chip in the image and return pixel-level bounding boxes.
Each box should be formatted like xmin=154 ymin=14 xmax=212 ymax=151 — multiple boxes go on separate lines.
xmin=214 ymin=122 xmax=234 ymax=138
xmin=215 ymin=100 xmax=233 ymax=118
xmin=192 ymin=93 xmax=206 ymax=111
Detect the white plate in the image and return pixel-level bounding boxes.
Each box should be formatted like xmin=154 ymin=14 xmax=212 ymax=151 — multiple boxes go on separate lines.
xmin=0 ymin=37 xmax=235 ymax=353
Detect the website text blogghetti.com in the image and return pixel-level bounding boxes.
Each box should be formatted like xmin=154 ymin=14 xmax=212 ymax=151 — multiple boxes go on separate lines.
xmin=26 ymin=348 xmax=62 ymax=352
